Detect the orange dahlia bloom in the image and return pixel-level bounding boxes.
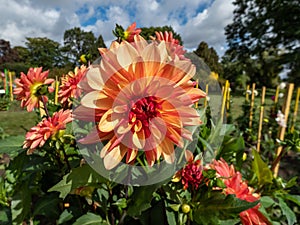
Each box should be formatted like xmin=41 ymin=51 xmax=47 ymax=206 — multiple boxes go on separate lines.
xmin=58 ymin=65 xmax=88 ymax=106
xmin=23 ymin=109 xmax=72 ymax=154
xmin=78 ymin=34 xmax=206 ymax=169
xmin=211 ymin=159 xmax=271 ymax=225
xmin=14 ymin=67 xmax=55 ymax=112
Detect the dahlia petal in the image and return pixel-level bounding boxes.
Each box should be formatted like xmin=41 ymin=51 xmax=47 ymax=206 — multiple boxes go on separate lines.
xmin=98 ymin=109 xmax=118 ymax=132
xmin=117 ymin=42 xmax=139 ymax=69
xmin=158 ymin=139 xmax=175 ymax=163
xmin=145 ymin=150 xmax=156 ymax=166
xmin=103 ymin=145 xmax=127 ymax=170
xmin=126 ymin=148 xmax=138 ymax=163
xmin=81 ymin=91 xmax=112 ymax=110
xmin=132 ymin=130 xmax=145 ymax=149
xmin=86 ymin=67 xmax=104 ymax=90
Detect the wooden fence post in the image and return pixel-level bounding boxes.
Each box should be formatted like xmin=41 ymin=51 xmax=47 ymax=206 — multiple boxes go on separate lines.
xmin=257 ymin=86 xmax=266 ymax=152
xmin=249 ymin=83 xmax=256 ymax=128
xmin=273 ymin=83 xmax=294 ymax=177
xmin=245 ymin=84 xmax=250 ymax=101
xmin=291 ymin=87 xmax=300 ymax=133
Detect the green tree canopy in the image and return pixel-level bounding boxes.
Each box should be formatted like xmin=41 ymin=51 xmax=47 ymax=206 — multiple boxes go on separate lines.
xmin=225 ymin=0 xmax=300 ymax=86
xmin=194 ymin=41 xmax=223 ymax=76
xmin=25 ymin=37 xmax=63 ymax=70
xmin=62 ymin=27 xmax=106 ymax=66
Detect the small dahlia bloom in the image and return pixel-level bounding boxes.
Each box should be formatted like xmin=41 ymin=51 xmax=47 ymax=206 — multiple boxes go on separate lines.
xmin=23 ymin=109 xmax=72 ymax=154
xmin=58 ymin=65 xmax=88 ymax=106
xmin=180 ymin=159 xmax=203 ymax=190
xmin=211 ymin=159 xmax=270 ymax=225
xmin=154 ymin=31 xmax=186 ymax=59
xmin=14 ymin=67 xmax=54 ymax=112
xmin=124 ymin=22 xmax=141 ymax=42
xmin=78 ymin=34 xmax=205 ymax=169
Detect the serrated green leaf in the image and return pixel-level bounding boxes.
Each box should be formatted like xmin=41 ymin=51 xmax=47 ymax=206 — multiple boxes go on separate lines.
xmin=127 ymin=184 xmax=160 ymax=217
xmin=278 ymin=197 xmax=297 ymax=225
xmin=48 ymin=164 xmax=107 ymax=199
xmin=57 ymin=209 xmax=74 ymax=224
xmin=283 ymin=194 xmax=300 ymax=206
xmin=73 ymin=212 xmax=106 ymax=225
xmin=260 ymin=196 xmax=275 ymax=208
xmin=194 ymin=193 xmax=258 ymax=225
xmin=11 ymin=181 xmax=31 ymax=224
xmin=48 ymin=174 xmax=72 ymax=199
xmin=252 ymin=150 xmax=273 ymax=185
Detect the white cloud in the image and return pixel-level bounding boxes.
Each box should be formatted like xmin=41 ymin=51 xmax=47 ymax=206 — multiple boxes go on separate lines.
xmin=0 ymin=0 xmax=234 ymax=57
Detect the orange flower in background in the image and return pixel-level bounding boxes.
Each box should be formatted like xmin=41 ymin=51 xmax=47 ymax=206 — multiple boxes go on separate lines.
xmin=23 ymin=109 xmax=72 ymax=154
xmin=14 ymin=67 xmax=54 ymax=112
xmin=78 ymin=34 xmax=206 ymax=169
xmin=211 ymin=159 xmax=271 ymax=225
xmin=58 ymin=65 xmax=88 ymax=106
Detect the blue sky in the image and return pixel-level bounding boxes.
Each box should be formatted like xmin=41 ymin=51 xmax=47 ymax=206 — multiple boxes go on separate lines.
xmin=0 ymin=0 xmax=234 ymax=56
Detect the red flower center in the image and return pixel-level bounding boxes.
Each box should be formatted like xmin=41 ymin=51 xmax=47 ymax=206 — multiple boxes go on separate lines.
xmin=129 ymin=96 xmax=162 ymax=137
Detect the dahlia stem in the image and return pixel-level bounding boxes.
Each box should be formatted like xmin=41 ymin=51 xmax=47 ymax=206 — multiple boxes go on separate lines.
xmin=61 ymin=146 xmax=71 ymax=171
xmin=41 ymin=96 xmax=50 ymax=118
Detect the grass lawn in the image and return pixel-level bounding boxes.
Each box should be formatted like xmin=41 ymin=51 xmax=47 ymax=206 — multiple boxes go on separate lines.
xmin=0 ymin=101 xmax=37 ymax=136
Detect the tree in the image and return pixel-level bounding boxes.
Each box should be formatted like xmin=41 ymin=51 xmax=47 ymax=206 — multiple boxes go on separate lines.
xmin=0 ymin=39 xmax=19 ymax=64
xmin=140 ymin=25 xmax=183 ymax=44
xmin=225 ymin=0 xmax=300 ymax=86
xmin=62 ymin=28 xmax=106 ymax=65
xmin=25 ymin=37 xmax=63 ymax=70
xmin=194 ymin=41 xmax=223 ymax=76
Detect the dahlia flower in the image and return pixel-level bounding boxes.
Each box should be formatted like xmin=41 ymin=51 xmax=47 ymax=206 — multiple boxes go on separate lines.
xmin=180 ymin=159 xmax=203 ymax=190
xmin=58 ymin=65 xmax=88 ymax=106
xmin=78 ymin=34 xmax=205 ymax=169
xmin=23 ymin=109 xmax=72 ymax=154
xmin=154 ymin=31 xmax=186 ymax=59
xmin=14 ymin=67 xmax=54 ymax=112
xmin=124 ymin=22 xmax=141 ymax=42
xmin=211 ymin=159 xmax=270 ymax=225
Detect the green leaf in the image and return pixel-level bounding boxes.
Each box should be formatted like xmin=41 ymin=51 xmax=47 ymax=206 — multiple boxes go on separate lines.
xmin=165 ymin=209 xmax=176 ymax=225
xmin=260 ymin=196 xmax=275 ymax=208
xmin=194 ymin=193 xmax=258 ymax=225
xmin=48 ymin=164 xmax=107 ymax=199
xmin=11 ymin=181 xmax=31 ymax=224
xmin=252 ymin=150 xmax=273 ymax=185
xmin=278 ymin=197 xmax=297 ymax=225
xmin=219 ymin=219 xmax=240 ymax=225
xmin=283 ymin=194 xmax=300 ymax=206
xmin=127 ymin=184 xmax=161 ymax=217
xmin=33 ymin=193 xmax=60 ymax=218
xmin=57 ymin=209 xmax=74 ymax=224
xmin=48 ymin=174 xmax=72 ymax=199
xmin=0 ymin=206 xmax=11 ymax=225
xmin=0 ymin=135 xmax=24 ymax=156
xmin=73 ymin=212 xmax=107 ymax=225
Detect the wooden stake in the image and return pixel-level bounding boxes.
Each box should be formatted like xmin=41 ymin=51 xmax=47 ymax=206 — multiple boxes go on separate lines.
xmin=273 ymin=83 xmax=294 ymax=177
xmin=245 ymin=84 xmax=250 ymax=101
xmin=274 ymin=85 xmax=280 ymax=104
xmin=204 ymin=84 xmax=209 ymax=107
xmin=249 ymin=83 xmax=256 ymax=128
xmin=221 ymin=80 xmax=229 ymax=122
xmin=257 ymin=86 xmax=266 ymax=152
xmin=291 ymin=87 xmax=300 ymax=133
xmin=226 ymin=83 xmax=231 ymax=110
xmin=54 ymin=76 xmax=59 ymax=105
xmin=8 ymin=71 xmax=13 ymax=101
